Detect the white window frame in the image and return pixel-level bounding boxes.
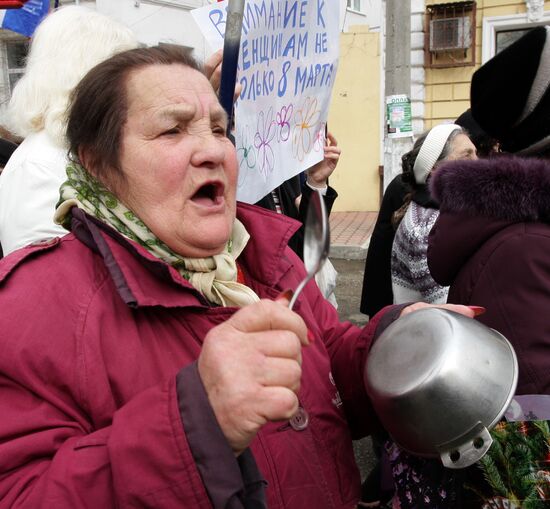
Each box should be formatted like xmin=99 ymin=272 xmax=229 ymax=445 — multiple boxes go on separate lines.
xmin=482 ymin=11 xmax=550 ymax=63
xmin=347 ymin=0 xmax=365 ymax=15
xmin=4 ymin=38 xmax=27 ymax=97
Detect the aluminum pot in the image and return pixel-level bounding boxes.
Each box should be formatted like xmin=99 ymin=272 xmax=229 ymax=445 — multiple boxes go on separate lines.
xmin=364 ymin=308 xmax=518 ymax=469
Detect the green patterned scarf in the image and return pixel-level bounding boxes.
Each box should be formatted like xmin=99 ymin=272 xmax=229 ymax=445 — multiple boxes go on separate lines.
xmin=54 ymin=161 xmax=260 ymax=308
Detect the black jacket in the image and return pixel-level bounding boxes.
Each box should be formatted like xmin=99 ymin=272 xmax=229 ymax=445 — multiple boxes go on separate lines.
xmin=360 ymin=175 xmax=407 ymax=317
xmin=255 ymin=176 xmax=337 ymax=259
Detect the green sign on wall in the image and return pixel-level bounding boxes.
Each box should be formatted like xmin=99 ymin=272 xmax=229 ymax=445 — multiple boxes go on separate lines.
xmin=386 ymin=94 xmax=413 ymax=138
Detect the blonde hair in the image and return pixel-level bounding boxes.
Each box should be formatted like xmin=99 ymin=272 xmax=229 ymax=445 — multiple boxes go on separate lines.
xmin=6 ymin=6 xmax=139 ymax=146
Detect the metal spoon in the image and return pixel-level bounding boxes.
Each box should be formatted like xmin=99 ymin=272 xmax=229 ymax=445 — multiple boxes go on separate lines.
xmin=289 ymin=189 xmax=330 ymax=310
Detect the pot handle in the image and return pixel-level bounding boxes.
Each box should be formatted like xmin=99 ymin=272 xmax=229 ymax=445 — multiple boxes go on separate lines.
xmin=436 ymin=422 xmax=493 ymax=469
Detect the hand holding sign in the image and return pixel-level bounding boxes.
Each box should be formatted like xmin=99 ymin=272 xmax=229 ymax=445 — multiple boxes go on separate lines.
xmin=205 ymin=49 xmax=242 ymax=102
xmin=306 ymin=132 xmax=341 ymax=189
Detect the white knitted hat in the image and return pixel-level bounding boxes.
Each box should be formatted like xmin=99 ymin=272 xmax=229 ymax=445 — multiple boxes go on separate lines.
xmin=413 ymin=124 xmax=461 ymax=184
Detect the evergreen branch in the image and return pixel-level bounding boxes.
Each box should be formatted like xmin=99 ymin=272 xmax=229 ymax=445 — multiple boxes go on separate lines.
xmin=480 ymin=454 xmax=508 ymax=497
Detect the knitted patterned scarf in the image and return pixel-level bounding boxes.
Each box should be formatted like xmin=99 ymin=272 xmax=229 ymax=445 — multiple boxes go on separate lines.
xmin=54 ymin=161 xmax=260 ymax=308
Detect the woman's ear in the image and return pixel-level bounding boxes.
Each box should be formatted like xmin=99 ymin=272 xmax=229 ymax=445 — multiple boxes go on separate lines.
xmin=78 ymin=146 xmax=123 ymax=195
xmin=77 ymin=146 xmax=102 ymax=181
xmin=77 ymin=146 xmax=92 ymax=173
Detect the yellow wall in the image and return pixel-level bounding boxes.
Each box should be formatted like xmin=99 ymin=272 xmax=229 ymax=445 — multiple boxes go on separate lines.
xmin=329 ymin=26 xmax=381 ymax=212
xmin=424 ymin=0 xmax=550 ymax=128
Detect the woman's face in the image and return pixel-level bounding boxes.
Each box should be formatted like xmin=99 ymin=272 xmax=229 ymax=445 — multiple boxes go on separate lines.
xmin=113 ymin=63 xmax=238 ymax=258
xmin=445 ymin=133 xmax=478 ymax=162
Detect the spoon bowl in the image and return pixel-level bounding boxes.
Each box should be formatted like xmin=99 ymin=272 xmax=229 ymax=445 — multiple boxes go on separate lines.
xmin=289 ymin=189 xmax=330 ymax=310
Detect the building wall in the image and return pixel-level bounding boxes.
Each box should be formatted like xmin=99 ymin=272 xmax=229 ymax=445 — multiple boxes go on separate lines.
xmin=341 ymin=0 xmax=382 ymax=31
xmin=329 ymin=25 xmax=381 ymax=212
xmin=411 ymin=0 xmax=426 ymax=135
xmin=96 ymin=0 xmax=209 ymax=60
xmin=424 ymin=0 xmax=550 ymax=129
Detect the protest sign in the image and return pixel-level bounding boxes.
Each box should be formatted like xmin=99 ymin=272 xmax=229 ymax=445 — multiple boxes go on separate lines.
xmin=192 ymin=0 xmax=339 ymax=204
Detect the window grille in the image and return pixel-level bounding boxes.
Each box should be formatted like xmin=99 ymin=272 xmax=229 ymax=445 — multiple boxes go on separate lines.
xmin=425 ymin=1 xmax=476 ymax=68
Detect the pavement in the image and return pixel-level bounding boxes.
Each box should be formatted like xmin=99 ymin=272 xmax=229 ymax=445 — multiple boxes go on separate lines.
xmin=329 ymin=211 xmax=378 ymax=260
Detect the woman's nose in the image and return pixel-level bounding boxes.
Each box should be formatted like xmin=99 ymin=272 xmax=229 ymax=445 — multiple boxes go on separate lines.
xmin=191 ymin=133 xmax=226 ymax=169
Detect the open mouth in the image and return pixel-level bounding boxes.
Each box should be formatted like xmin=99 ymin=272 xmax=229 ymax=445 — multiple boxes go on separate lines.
xmin=191 ymin=181 xmax=224 ymax=207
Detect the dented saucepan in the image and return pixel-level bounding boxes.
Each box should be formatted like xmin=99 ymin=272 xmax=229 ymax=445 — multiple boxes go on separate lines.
xmin=364 ymin=308 xmax=518 ymax=469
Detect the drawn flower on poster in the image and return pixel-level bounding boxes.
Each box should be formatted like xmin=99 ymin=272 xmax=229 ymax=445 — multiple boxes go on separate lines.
xmin=254 ymin=107 xmax=276 ymax=180
xmin=276 ymin=104 xmax=293 ymax=142
xmin=236 ymin=125 xmax=257 ymax=188
xmin=292 ymin=97 xmax=321 ymax=161
xmin=314 ymin=122 xmax=327 ymax=152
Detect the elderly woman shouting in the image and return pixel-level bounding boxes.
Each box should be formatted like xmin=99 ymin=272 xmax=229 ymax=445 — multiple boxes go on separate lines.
xmin=0 ymin=46 xmax=474 ymax=508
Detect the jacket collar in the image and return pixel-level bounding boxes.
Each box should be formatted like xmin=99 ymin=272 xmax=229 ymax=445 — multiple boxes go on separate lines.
xmin=428 ymin=155 xmax=550 ymax=285
xmin=71 ymin=203 xmax=300 ymax=309
xmin=431 ymin=155 xmax=550 ymax=223
xmin=235 ymin=202 xmax=300 ymax=285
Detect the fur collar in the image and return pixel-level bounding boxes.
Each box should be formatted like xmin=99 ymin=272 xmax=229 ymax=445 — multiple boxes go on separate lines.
xmin=430 ymin=155 xmax=550 ymax=222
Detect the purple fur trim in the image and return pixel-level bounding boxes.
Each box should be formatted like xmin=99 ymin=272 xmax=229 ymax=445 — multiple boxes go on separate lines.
xmin=430 ymin=155 xmax=550 ymax=221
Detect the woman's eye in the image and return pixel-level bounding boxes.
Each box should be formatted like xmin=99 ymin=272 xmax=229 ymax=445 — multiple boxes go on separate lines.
xmin=161 ymin=127 xmax=180 ymax=136
xmin=212 ymin=124 xmax=226 ymax=136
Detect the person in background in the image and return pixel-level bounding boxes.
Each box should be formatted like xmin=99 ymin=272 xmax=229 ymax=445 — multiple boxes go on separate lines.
xmin=360 ymin=111 xmax=497 ymax=319
xmin=256 ymin=134 xmax=341 ymax=307
xmin=0 ymin=5 xmax=138 ymax=256
xmin=0 ymin=138 xmax=17 ymax=173
xmin=429 ymin=25 xmax=550 ymax=400
xmin=385 ymin=27 xmax=550 ymax=508
xmin=428 ymin=27 xmax=550 ymax=394
xmin=359 ymin=125 xmax=476 ymax=508
xmin=360 ymin=173 xmax=407 ymax=318
xmin=0 ymin=44 xmax=476 ymax=508
xmin=455 ymin=108 xmax=500 ymax=157
xmin=0 ymin=137 xmax=18 ymax=258
xmin=255 ymin=132 xmax=340 ymax=259
xmin=390 ymin=124 xmax=477 ymax=304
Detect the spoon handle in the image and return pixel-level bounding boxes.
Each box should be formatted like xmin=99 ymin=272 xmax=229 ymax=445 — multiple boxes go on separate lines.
xmin=288 ymin=273 xmax=314 ymax=310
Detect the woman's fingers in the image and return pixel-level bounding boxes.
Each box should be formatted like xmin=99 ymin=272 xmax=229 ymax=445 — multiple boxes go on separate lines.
xmin=204 ymin=49 xmax=223 ymax=83
xmin=323 ymin=148 xmax=341 ymax=160
xmin=205 ymin=49 xmax=242 ymax=102
xmin=230 ymin=299 xmax=309 ymax=346
xmin=253 ymin=330 xmax=303 ymax=362
xmin=258 ymin=386 xmax=300 ymax=422
xmin=257 ymin=356 xmax=302 ymax=393
xmin=400 ymin=302 xmax=477 ymax=318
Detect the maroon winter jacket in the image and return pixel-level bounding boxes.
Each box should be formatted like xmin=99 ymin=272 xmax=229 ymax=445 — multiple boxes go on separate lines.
xmin=0 ymin=202 xmax=397 ymax=508
xmin=428 ymin=156 xmax=550 ymax=395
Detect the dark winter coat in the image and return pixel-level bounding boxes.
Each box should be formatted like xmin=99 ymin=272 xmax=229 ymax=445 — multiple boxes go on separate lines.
xmin=360 ymin=175 xmax=408 ymax=317
xmin=0 ymin=202 xmax=396 ymax=508
xmin=255 ymin=176 xmax=338 ymax=259
xmin=428 ymin=156 xmax=550 ymax=395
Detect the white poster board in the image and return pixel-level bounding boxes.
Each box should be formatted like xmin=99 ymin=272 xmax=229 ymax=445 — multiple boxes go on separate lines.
xmin=192 ymin=0 xmax=340 ymax=204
